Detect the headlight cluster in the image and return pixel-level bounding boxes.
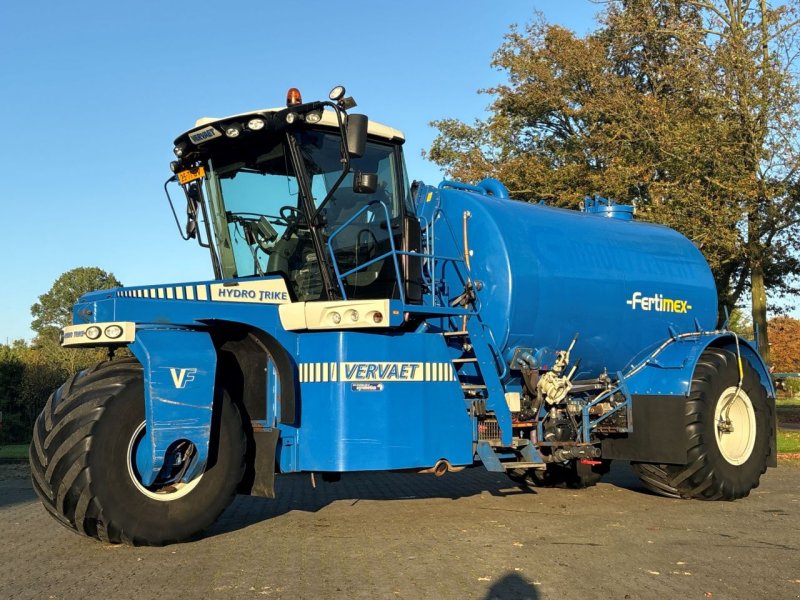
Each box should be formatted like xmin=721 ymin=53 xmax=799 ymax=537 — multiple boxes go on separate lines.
xmin=325 ymin=309 xmax=384 ymax=327
xmin=285 ymin=109 xmax=323 ymax=125
xmin=223 ymin=117 xmax=265 ymax=138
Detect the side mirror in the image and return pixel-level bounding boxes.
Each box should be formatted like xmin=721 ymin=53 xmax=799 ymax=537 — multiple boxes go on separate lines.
xmin=353 ymin=172 xmax=378 ymax=194
xmin=346 ymin=114 xmax=368 ymax=158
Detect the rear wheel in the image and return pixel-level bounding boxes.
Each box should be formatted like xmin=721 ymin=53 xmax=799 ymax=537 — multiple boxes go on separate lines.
xmin=29 ymin=358 xmax=246 ymax=545
xmin=632 ymin=348 xmax=771 ymax=500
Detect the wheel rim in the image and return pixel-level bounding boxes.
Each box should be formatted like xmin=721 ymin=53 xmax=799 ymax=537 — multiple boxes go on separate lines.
xmin=127 ymin=422 xmax=203 ymax=501
xmin=714 ymin=386 xmax=757 ymax=466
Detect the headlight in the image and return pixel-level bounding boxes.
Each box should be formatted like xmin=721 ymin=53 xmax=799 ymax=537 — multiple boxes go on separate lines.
xmin=104 ymin=325 xmax=123 ymax=339
xmin=173 ymin=143 xmax=187 ymax=158
xmin=85 ymin=326 xmax=102 ymax=340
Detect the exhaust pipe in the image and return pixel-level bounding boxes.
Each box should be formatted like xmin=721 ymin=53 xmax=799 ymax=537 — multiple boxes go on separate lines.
xmin=418 ymin=459 xmax=465 ymax=476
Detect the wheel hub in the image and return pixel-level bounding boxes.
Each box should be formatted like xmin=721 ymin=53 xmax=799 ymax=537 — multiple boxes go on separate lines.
xmin=714 ymin=386 xmax=756 ymax=466
xmin=127 ymin=422 xmax=203 ymax=501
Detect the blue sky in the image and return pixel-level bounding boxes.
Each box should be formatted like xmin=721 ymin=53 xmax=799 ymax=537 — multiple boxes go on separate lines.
xmin=6 ymin=1 xmax=779 ymax=342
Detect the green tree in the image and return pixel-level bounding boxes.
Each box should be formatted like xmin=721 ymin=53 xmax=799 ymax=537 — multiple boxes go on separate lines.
xmin=427 ymin=0 xmax=800 ymax=364
xmin=687 ymin=0 xmax=800 ymax=364
xmin=768 ymin=315 xmax=800 ymax=372
xmin=0 ymin=342 xmax=26 ymax=444
xmin=31 ymin=267 xmax=122 ymax=342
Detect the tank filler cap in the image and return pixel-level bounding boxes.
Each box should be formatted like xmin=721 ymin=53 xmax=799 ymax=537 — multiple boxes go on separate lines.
xmin=582 ymin=195 xmax=634 ymax=221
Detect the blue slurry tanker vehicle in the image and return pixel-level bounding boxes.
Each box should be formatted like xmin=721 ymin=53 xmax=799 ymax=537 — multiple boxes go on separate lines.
xmin=30 ymin=87 xmax=776 ymax=546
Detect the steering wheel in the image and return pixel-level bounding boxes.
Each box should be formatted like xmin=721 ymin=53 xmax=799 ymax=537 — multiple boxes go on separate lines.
xmin=279 ymin=205 xmax=307 ymax=240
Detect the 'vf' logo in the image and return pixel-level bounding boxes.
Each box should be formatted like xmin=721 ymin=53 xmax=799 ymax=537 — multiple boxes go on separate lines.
xmin=169 ymin=368 xmax=197 ymax=389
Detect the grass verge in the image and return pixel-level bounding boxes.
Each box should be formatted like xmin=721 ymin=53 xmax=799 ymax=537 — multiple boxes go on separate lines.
xmin=776 ymin=396 xmax=800 ymax=426
xmin=0 ymin=444 xmax=29 ymax=460
xmin=777 ymin=428 xmax=800 ymax=454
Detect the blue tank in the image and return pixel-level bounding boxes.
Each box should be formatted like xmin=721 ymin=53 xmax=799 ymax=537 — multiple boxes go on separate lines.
xmin=420 ymin=182 xmax=718 ymax=379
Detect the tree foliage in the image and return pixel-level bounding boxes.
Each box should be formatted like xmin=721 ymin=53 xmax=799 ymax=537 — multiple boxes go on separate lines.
xmin=768 ymin=315 xmax=800 ymax=372
xmin=427 ymin=0 xmax=800 ymax=364
xmin=1 ymin=267 xmax=122 ymax=443
xmin=30 ymin=267 xmax=122 ymax=341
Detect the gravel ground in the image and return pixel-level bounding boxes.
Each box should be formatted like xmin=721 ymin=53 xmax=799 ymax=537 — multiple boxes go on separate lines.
xmin=1 ymin=461 xmax=798 ymax=600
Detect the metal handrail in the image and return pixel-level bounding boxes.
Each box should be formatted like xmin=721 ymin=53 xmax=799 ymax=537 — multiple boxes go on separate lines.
xmin=326 ymin=200 xmax=406 ymax=303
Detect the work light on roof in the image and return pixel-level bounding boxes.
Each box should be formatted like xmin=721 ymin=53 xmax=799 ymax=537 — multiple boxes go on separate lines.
xmin=286 ymin=87 xmax=302 ymax=106
xmin=247 ymin=117 xmax=265 ymax=131
xmin=329 ymin=85 xmax=345 ymax=101
xmin=306 ymin=110 xmax=323 ymax=124
xmin=224 ymin=123 xmax=243 ymax=138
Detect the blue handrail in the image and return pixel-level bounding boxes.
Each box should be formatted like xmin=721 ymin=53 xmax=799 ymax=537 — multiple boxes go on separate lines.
xmin=326 ymin=200 xmax=406 ymax=303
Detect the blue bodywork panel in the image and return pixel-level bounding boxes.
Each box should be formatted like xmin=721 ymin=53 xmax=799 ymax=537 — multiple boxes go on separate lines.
xmin=77 ymin=281 xmax=477 ymax=473
xmin=417 ymin=182 xmax=719 ymax=379
xmin=130 ymin=328 xmax=217 ymax=485
xmin=284 ymin=331 xmax=473 ymax=471
xmin=622 ymin=332 xmax=775 ymax=398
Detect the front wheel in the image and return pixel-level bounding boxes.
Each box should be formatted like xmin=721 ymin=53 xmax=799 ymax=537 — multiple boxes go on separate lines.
xmin=632 ymin=348 xmax=772 ymax=501
xmin=29 ymin=358 xmax=247 ymax=545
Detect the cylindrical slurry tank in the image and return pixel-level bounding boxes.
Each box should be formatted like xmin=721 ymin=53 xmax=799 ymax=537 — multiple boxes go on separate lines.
xmin=421 ymin=182 xmax=718 ymax=378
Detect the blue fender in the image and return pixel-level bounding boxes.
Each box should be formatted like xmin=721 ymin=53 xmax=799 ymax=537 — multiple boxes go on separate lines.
xmin=623 ymin=332 xmax=775 ymax=398
xmin=129 ymin=327 xmax=217 ymax=486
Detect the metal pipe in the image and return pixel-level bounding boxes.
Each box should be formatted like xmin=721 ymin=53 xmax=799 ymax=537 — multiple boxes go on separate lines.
xmin=462 ymin=211 xmax=472 ymax=271
xmin=417 ymin=459 xmax=462 ymax=476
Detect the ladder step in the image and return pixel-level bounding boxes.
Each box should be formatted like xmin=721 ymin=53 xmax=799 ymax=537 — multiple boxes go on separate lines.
xmin=461 ymin=384 xmax=487 ymax=390
xmin=452 ymin=357 xmax=478 ymax=363
xmin=503 ymin=462 xmax=546 ymax=470
xmin=443 ymin=330 xmax=469 ymax=337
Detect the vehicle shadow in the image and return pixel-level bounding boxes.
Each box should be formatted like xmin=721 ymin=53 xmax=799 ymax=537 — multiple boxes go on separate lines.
xmin=482 ymin=572 xmax=540 ymax=600
xmin=206 ymin=462 xmax=646 ymax=539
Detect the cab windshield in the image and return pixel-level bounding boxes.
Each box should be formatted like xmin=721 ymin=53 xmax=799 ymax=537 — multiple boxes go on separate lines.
xmin=213 ymin=130 xmax=405 ymax=301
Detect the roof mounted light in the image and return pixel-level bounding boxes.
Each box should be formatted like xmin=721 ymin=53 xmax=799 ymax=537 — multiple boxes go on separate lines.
xmin=306 ymin=109 xmax=323 ymax=124
xmin=286 ymin=87 xmax=302 ymax=106
xmin=247 ymin=117 xmax=265 ymax=131
xmin=329 ymin=85 xmax=346 ymax=101
xmin=173 ymin=142 xmax=188 ymax=158
xmin=224 ymin=123 xmax=243 ymax=138
xmin=286 ymin=112 xmax=298 ymax=124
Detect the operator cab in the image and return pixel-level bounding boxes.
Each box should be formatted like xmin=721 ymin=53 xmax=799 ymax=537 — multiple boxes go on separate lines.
xmin=167 ymin=86 xmax=421 ymax=304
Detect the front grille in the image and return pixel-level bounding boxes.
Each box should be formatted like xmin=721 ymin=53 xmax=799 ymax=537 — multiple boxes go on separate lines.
xmin=478 ymin=417 xmax=501 ymax=443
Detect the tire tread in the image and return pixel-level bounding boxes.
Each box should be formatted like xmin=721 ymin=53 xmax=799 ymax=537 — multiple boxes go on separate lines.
xmin=632 ymin=348 xmax=771 ymax=501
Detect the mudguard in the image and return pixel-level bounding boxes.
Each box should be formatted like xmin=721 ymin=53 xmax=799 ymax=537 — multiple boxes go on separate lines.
xmin=623 ymin=332 xmax=775 ymax=398
xmin=615 ymin=331 xmax=777 ymax=467
xmin=130 ymin=328 xmax=217 ymax=486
